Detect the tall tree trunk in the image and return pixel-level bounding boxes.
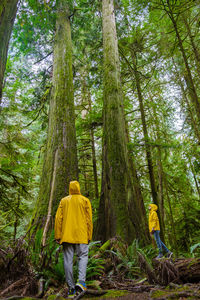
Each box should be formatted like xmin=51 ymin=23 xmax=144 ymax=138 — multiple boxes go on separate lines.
xmin=125 ymin=122 xmax=150 ymax=242
xmin=31 ymin=0 xmax=78 ymax=246
xmin=173 ymin=58 xmax=200 ymax=144
xmin=182 ymin=14 xmax=200 ymax=77
xmin=88 ymin=91 xmax=99 ymax=199
xmin=149 ymin=95 xmax=165 ymax=233
xmin=165 ymin=3 xmax=200 ymax=123
xmin=13 ymin=193 xmax=20 ymax=242
xmin=0 ymin=0 xmax=19 ymax=103
xmin=131 ymin=57 xmax=164 ymax=239
xmin=164 ymin=176 xmax=178 ymax=255
xmin=131 ymin=52 xmax=158 ymax=205
xmin=97 ymin=0 xmax=148 ymax=245
xmin=80 ymin=69 xmax=99 ymax=199
xmin=83 ymin=155 xmax=88 ymax=194
xmin=188 ymin=156 xmax=200 ymax=200
xmin=156 ymin=146 xmax=165 ymax=231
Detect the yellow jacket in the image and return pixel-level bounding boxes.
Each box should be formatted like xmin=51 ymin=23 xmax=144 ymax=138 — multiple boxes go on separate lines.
xmin=148 ymin=204 xmax=160 ymax=232
xmin=54 ymin=181 xmax=93 ymax=244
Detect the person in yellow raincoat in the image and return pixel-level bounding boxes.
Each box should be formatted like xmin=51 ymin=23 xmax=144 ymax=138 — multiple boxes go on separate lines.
xmin=149 ymin=204 xmax=172 ymax=259
xmin=55 ymin=181 xmax=93 ymax=298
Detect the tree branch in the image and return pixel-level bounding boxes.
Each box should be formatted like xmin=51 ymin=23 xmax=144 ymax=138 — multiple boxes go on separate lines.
xmin=0 ymin=168 xmax=28 ymax=193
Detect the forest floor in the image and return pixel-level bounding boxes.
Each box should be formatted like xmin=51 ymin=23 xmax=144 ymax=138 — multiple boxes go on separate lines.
xmin=1 ymin=239 xmax=200 ymax=300
xmin=1 ymin=276 xmax=200 ymax=299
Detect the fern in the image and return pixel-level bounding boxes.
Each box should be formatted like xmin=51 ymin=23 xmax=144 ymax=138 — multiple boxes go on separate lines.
xmin=190 ymin=243 xmax=200 ymax=255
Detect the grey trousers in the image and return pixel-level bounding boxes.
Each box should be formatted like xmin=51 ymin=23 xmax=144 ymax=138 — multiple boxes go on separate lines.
xmin=63 ymin=243 xmax=88 ymax=289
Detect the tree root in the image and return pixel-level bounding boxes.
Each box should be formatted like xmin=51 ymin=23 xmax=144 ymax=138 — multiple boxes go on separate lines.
xmin=0 ymin=276 xmax=36 ymax=298
xmin=153 ymin=258 xmax=180 ymax=285
xmin=0 ymin=278 xmax=27 ymax=297
xmin=137 ymin=251 xmax=158 ymax=284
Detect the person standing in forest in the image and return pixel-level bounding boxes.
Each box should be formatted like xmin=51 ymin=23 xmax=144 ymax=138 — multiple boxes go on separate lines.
xmin=149 ymin=204 xmax=173 ymax=259
xmin=55 ymin=180 xmax=93 ymax=298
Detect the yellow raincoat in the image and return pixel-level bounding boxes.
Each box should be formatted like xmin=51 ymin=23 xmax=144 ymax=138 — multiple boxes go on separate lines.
xmin=54 ymin=181 xmax=93 ymax=244
xmin=148 ymin=204 xmax=160 ymax=232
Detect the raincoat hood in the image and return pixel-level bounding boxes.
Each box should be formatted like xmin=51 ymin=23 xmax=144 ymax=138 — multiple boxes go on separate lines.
xmin=149 ymin=204 xmax=158 ymax=211
xmin=69 ymin=180 xmax=81 ymax=195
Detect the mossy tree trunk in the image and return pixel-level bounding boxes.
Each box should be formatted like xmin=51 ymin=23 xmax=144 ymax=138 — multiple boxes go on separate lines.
xmin=88 ymin=91 xmax=99 ymax=199
xmin=80 ymin=68 xmax=99 ymax=199
xmin=182 ymin=14 xmax=200 ymax=78
xmin=131 ymin=54 xmax=164 ymax=240
xmin=163 ymin=2 xmax=200 ymax=123
xmin=131 ymin=51 xmax=158 ymax=206
xmin=32 ymin=0 xmax=78 ymax=246
xmin=149 ymin=96 xmax=165 ymax=234
xmin=164 ymin=176 xmax=178 ymax=255
xmin=173 ymin=58 xmax=200 ymax=144
xmin=125 ymin=124 xmax=150 ymax=243
xmin=96 ymin=0 xmax=149 ymax=245
xmin=189 ymin=158 xmax=200 ymax=199
xmin=0 ymin=0 xmax=19 ymax=103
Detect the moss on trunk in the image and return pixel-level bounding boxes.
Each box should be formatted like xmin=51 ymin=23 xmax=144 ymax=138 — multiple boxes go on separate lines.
xmin=0 ymin=0 xmax=19 ymax=103
xmin=96 ymin=0 xmax=149 ymax=245
xmin=32 ymin=0 xmax=78 ymax=240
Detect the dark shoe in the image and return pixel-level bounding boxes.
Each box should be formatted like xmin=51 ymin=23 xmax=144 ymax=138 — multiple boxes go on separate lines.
xmin=75 ymin=280 xmax=87 ymax=291
xmin=67 ymin=288 xmax=76 ymax=298
xmin=167 ymin=251 xmax=173 ymax=259
xmin=156 ymin=253 xmax=164 ymax=259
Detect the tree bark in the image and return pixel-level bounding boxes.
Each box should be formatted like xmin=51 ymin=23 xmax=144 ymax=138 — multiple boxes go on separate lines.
xmin=165 ymin=3 xmax=200 ymax=123
xmin=173 ymin=58 xmax=200 ymax=144
xmin=182 ymin=14 xmax=200 ymax=78
xmin=153 ymin=258 xmax=200 ymax=285
xmin=131 ymin=52 xmax=158 ymax=207
xmin=13 ymin=193 xmax=20 ymax=242
xmin=164 ymin=176 xmax=178 ymax=256
xmin=31 ymin=0 xmax=78 ymax=245
xmin=125 ymin=122 xmax=150 ymax=243
xmin=131 ymin=57 xmax=165 ymax=239
xmin=149 ymin=96 xmax=165 ymax=234
xmin=88 ymin=91 xmax=99 ymax=199
xmin=96 ymin=0 xmax=148 ymax=245
xmin=0 ymin=0 xmax=19 ymax=103
xmin=188 ymin=157 xmax=200 ymax=200
xmin=80 ymin=69 xmax=99 ymax=199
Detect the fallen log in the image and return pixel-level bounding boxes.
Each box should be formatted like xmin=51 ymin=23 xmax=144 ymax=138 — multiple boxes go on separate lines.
xmin=153 ymin=257 xmax=200 ymax=285
xmin=138 ymin=253 xmax=200 ymax=286
xmin=175 ymin=258 xmax=200 ymax=283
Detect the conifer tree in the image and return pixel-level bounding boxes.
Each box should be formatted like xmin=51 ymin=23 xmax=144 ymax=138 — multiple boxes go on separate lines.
xmin=32 ymin=0 xmax=78 ymax=246
xmin=0 ymin=0 xmax=19 ymax=103
xmin=97 ymin=0 xmax=149 ymax=244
